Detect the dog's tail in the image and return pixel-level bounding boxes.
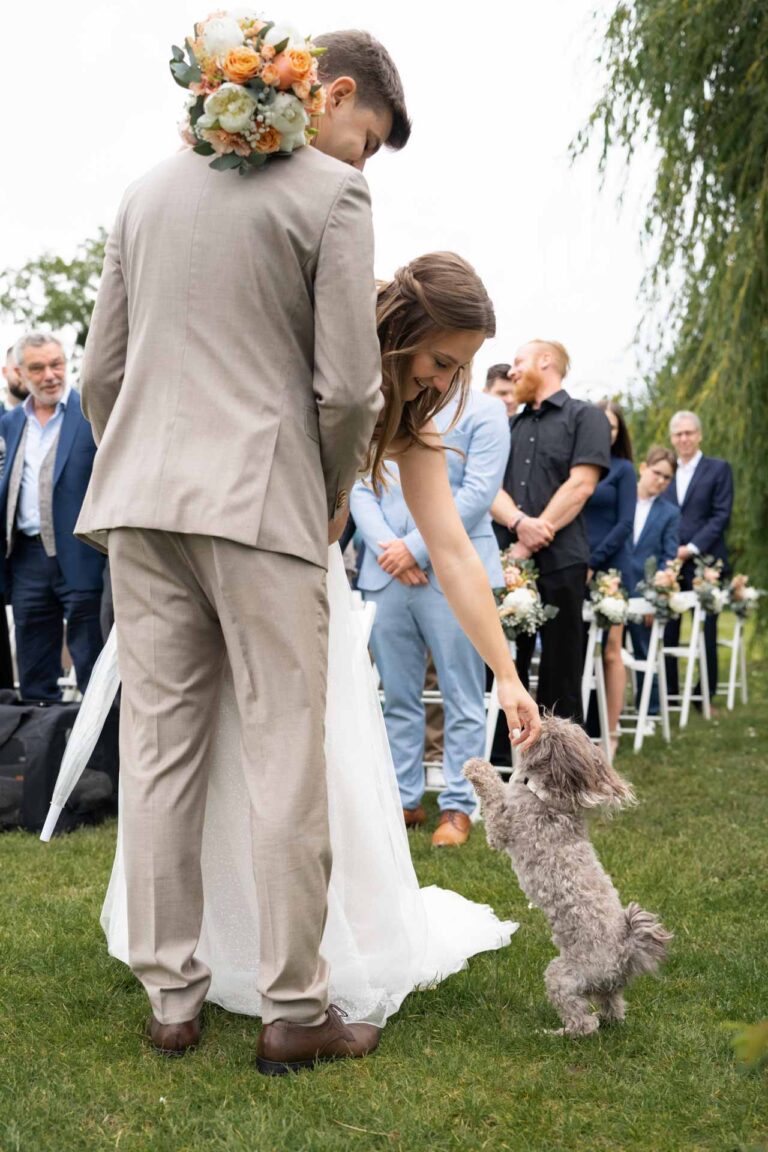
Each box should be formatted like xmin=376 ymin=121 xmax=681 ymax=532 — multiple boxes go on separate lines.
xmin=622 ymin=902 xmax=673 ymax=978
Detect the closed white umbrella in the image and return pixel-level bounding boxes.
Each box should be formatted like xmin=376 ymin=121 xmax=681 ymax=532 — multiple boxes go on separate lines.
xmin=40 ymin=626 xmax=120 ymax=841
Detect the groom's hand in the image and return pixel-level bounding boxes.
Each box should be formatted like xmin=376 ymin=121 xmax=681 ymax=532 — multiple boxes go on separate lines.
xmin=328 ymin=509 xmax=349 ymax=545
xmin=377 ymin=539 xmax=417 ymax=577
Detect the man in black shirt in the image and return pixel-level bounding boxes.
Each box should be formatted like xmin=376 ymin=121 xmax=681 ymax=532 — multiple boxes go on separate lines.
xmin=492 ymin=340 xmax=611 ymax=723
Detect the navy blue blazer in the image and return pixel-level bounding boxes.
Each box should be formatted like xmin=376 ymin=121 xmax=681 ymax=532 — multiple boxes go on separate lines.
xmin=629 ymin=497 xmax=680 ymax=594
xmin=584 ymin=455 xmax=637 ymax=587
xmin=662 ymin=454 xmax=733 ymax=566
xmin=0 ymin=390 xmax=106 ymax=592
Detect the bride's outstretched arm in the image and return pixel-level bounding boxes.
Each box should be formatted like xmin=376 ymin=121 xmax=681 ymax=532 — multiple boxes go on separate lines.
xmin=398 ymin=428 xmax=541 ymax=750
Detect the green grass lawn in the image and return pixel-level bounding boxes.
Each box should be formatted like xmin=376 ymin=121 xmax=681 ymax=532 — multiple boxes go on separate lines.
xmin=1 ymin=662 xmax=766 ymax=1152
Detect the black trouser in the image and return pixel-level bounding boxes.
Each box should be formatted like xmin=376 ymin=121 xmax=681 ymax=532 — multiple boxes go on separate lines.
xmin=514 ymin=563 xmax=588 ymax=725
xmin=664 ymin=562 xmax=719 ymax=701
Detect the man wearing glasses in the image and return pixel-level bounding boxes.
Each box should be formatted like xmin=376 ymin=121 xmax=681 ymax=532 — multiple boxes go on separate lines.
xmin=0 ymin=333 xmax=105 ymax=700
xmin=663 ymin=410 xmax=734 ymax=706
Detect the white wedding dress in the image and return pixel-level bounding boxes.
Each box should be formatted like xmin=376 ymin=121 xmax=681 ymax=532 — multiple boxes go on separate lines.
xmin=95 ymin=544 xmax=517 ymax=1025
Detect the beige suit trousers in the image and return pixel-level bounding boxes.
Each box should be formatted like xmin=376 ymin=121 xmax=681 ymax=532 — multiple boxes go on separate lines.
xmin=109 ymin=529 xmax=331 ymax=1025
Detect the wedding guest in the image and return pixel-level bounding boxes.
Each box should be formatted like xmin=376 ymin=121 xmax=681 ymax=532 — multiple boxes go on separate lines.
xmin=483 ymin=363 xmax=517 ymax=418
xmin=352 ymin=386 xmax=510 ymax=846
xmin=2 ymin=345 xmax=28 ymax=409
xmin=0 ymin=333 xmax=105 ymax=700
xmin=584 ymin=399 xmax=637 ymax=754
xmin=662 ymin=410 xmax=733 ymax=703
xmin=627 ymin=445 xmax=679 ymax=713
xmin=491 ymin=340 xmax=611 ymax=723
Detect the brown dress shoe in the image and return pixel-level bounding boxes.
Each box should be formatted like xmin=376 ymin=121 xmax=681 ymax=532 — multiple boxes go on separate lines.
xmin=256 ymin=1004 xmax=381 ymax=1075
xmin=431 ymin=810 xmax=471 ymax=847
xmin=403 ymin=805 xmax=426 ymax=828
xmin=147 ymin=1014 xmax=201 ymax=1057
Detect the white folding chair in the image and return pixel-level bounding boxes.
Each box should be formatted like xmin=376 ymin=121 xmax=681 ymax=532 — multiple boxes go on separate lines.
xmin=718 ymin=612 xmax=748 ymax=710
xmin=581 ymin=604 xmax=612 ymax=761
xmin=620 ymin=598 xmax=671 ymax=752
xmin=661 ymin=591 xmax=710 ymax=727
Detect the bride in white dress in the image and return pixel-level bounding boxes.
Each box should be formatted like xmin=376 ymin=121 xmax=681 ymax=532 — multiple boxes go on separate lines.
xmin=68 ymin=252 xmax=541 ymax=1030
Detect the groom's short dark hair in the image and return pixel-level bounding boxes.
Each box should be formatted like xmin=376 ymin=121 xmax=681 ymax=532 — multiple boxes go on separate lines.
xmin=314 ymin=31 xmax=411 ymax=151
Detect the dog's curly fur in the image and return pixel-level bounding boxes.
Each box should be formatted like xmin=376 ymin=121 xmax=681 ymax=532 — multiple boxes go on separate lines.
xmin=464 ymin=716 xmax=672 ymax=1036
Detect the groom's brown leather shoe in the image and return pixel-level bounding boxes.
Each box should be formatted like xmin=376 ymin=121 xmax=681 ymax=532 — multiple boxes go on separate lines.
xmin=148 ymin=1015 xmax=201 ymax=1057
xmin=256 ymin=1004 xmax=381 ymax=1075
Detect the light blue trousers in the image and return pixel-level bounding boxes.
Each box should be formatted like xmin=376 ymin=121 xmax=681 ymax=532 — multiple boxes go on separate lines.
xmin=365 ymin=579 xmax=484 ymax=814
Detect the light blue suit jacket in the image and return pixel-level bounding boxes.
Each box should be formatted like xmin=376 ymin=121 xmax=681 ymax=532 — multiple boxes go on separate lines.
xmin=351 ymin=390 xmax=510 ymax=593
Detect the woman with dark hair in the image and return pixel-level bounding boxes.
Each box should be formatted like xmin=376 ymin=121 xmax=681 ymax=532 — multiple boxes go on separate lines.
xmin=90 ymin=252 xmax=538 ymax=1035
xmin=584 ymin=399 xmax=637 ymax=755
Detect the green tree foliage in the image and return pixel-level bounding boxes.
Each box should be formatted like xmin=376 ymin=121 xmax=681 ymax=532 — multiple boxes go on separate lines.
xmin=577 ymin=0 xmax=768 ymax=585
xmin=0 ymin=228 xmax=106 ymax=351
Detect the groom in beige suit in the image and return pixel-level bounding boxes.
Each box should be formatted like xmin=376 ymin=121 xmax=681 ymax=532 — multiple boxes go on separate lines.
xmin=76 ymin=31 xmax=410 ymax=1073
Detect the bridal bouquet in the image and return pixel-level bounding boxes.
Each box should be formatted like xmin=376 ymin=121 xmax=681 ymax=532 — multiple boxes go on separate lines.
xmin=171 ymin=11 xmax=326 ymax=174
xmin=692 ymin=556 xmax=728 ymax=614
xmin=588 ymin=568 xmax=629 ymax=629
xmin=494 ymin=553 xmax=559 ymax=639
xmin=727 ymin=574 xmax=764 ymax=618
xmin=636 ymin=558 xmax=687 ymax=623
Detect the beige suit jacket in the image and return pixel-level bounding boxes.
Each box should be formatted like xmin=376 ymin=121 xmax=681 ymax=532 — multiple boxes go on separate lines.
xmin=76 ymin=145 xmax=382 ymax=569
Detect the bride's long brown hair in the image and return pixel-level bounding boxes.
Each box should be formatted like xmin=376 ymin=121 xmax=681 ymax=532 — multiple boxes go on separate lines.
xmin=366 ymin=252 xmax=496 ymax=488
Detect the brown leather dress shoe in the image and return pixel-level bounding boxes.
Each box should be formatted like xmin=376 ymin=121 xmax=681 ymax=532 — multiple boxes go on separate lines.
xmin=431 ymin=810 xmax=471 ymax=847
xmin=148 ymin=1014 xmax=201 ymax=1057
xmin=403 ymin=805 xmax=426 ymax=828
xmin=256 ymin=1004 xmax=381 ymax=1075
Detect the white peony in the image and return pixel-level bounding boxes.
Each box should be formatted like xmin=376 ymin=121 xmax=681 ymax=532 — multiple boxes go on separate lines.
xmin=711 ymin=588 xmax=728 ymax=613
xmin=503 ymin=587 xmax=537 ymax=612
xmin=668 ymin=592 xmax=689 ymax=615
xmin=201 ymin=15 xmax=244 ymax=59
xmin=263 ymin=21 xmax=304 ymax=49
xmin=596 ymin=595 xmax=627 ymax=623
xmin=269 ymin=92 xmax=309 ymax=137
xmin=199 ymin=83 xmax=258 ymax=134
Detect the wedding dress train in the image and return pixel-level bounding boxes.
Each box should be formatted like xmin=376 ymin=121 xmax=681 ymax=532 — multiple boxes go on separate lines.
xmin=98 ymin=544 xmax=517 ymax=1025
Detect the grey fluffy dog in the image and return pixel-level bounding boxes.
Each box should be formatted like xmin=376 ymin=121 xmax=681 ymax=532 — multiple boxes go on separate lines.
xmin=464 ymin=716 xmax=672 ymax=1036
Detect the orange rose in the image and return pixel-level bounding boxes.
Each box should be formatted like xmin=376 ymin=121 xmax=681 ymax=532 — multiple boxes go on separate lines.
xmin=222 ymin=46 xmax=261 ymax=84
xmin=254 ymin=125 xmax=281 ymax=153
xmin=260 ymin=62 xmax=280 ymax=86
xmin=274 ymin=47 xmax=313 ymax=89
xmin=304 ymin=85 xmax=326 ymax=116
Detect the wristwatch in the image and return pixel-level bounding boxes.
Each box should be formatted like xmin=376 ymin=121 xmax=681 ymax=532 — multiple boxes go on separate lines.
xmin=510 ymin=513 xmax=526 ymax=540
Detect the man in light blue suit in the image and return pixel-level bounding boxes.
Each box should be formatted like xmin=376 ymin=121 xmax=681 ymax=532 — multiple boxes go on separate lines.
xmin=351 ymin=389 xmax=509 ymax=847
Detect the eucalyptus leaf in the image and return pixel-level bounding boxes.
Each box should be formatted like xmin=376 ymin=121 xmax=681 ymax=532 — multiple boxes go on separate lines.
xmin=272 ymin=37 xmax=289 ymax=55
xmin=209 ymin=153 xmax=244 ymax=171
xmin=255 ymin=21 xmax=274 ymax=44
xmin=193 ymin=142 xmax=215 ymax=157
xmin=171 ymin=44 xmax=186 ymax=62
xmin=188 ymin=97 xmax=205 ymax=126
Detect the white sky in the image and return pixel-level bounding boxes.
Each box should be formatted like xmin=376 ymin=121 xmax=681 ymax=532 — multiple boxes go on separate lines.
xmin=1 ymin=0 xmax=652 ymax=398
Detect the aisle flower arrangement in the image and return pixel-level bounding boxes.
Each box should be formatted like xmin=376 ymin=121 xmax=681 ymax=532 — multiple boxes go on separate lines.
xmin=170 ymin=11 xmax=326 ymax=174
xmin=494 ymin=552 xmax=559 ymax=639
xmin=588 ymin=568 xmax=629 ymax=629
xmin=636 ymin=558 xmax=687 ymax=622
xmin=692 ymin=556 xmax=728 ymax=614
xmin=727 ymin=574 xmax=764 ymax=618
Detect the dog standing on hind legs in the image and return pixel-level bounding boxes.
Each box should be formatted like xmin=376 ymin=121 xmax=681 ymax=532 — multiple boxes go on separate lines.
xmin=464 ymin=716 xmax=672 ymax=1037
